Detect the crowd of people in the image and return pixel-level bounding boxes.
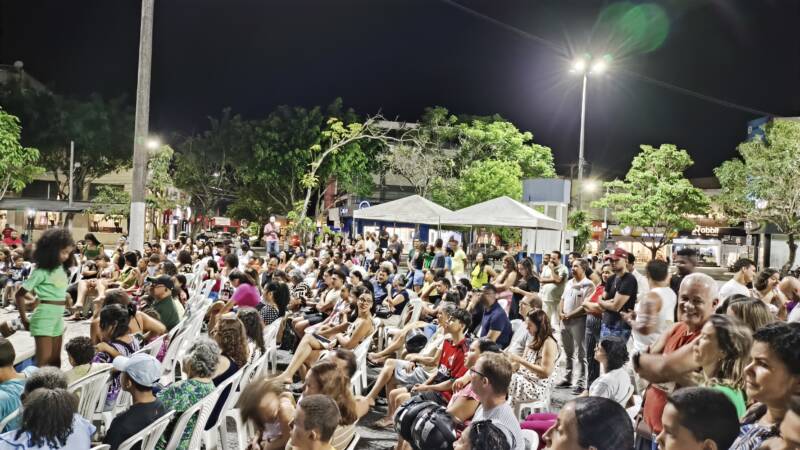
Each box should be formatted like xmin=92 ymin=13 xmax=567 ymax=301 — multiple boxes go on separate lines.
xmin=0 ymin=224 xmax=795 ymax=449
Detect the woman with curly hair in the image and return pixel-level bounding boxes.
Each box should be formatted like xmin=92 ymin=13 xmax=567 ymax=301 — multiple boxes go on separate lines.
xmin=237 ymin=308 xmax=265 ymax=361
xmin=0 ymin=387 xmax=95 ymax=449
xmin=157 ymin=338 xmax=220 ymax=450
xmin=15 ymin=228 xmax=75 ymax=367
xmin=206 ymin=313 xmax=249 ymax=429
xmin=506 ymin=309 xmax=559 ymax=408
xmin=301 ymin=360 xmax=362 ymax=449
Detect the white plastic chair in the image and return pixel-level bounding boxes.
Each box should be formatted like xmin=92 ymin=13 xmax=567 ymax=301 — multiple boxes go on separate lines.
xmin=90 ymin=445 xmax=111 ymax=450
xmin=0 ymin=409 xmax=20 ymax=432
xmin=117 ymin=410 xmax=176 ymax=450
xmin=521 ymin=429 xmax=540 ymax=450
xmin=514 ymin=400 xmax=549 ymax=420
xmin=136 ymin=334 xmax=166 ymax=358
xmin=202 ymin=366 xmax=246 ymax=450
xmin=67 ymin=367 xmax=112 ymax=427
xmin=163 ymin=373 xmax=235 ymax=450
xmin=350 ymin=320 xmax=379 ymax=395
xmin=382 ymin=299 xmax=423 ymax=350
xmin=262 ymin=320 xmax=281 ymax=374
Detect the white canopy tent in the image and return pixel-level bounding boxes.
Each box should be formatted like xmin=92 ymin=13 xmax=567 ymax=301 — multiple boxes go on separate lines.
xmin=440 ymin=196 xmax=562 ymax=230
xmin=352 ymin=195 xmax=452 ymax=225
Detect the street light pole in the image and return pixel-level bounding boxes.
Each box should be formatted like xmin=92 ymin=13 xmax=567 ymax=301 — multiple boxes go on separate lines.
xmin=69 ymin=141 xmax=74 ymax=207
xmin=129 ymin=0 xmax=155 ymax=253
xmin=577 ymin=73 xmax=588 ymax=211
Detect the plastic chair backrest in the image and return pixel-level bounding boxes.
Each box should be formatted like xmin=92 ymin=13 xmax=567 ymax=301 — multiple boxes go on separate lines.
xmin=136 ymin=335 xmax=166 ymax=358
xmin=407 ymin=299 xmax=423 ymax=324
xmin=520 ymin=429 xmax=539 ymax=450
xmin=90 ymin=445 xmax=111 ymax=450
xmin=0 ymin=409 xmax=20 ymax=432
xmin=68 ymin=367 xmax=112 ymax=420
xmin=117 ymin=410 xmax=176 ymax=450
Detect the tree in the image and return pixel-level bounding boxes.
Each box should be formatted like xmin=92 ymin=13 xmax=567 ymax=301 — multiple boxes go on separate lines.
xmin=569 ymin=210 xmax=591 ymax=254
xmin=434 ymin=159 xmax=523 ymax=210
xmin=145 ymin=145 xmax=178 ymax=239
xmin=87 ymin=185 xmax=130 ymax=231
xmin=715 ymin=119 xmax=800 ymax=272
xmin=0 ymin=107 xmax=44 ymax=200
xmin=594 ymin=144 xmax=709 ymax=259
xmin=0 ymin=87 xmax=133 ymax=201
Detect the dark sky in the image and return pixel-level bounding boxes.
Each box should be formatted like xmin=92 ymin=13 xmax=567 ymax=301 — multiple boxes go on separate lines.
xmin=1 ymin=0 xmax=799 ymax=179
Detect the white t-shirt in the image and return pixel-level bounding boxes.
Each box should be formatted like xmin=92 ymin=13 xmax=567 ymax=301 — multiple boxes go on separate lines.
xmin=632 ymin=269 xmax=650 ymax=295
xmin=589 ymin=367 xmax=634 ymax=406
xmin=719 ymin=279 xmax=751 ymax=302
xmin=631 ymin=286 xmax=677 ymax=352
xmin=561 ymin=277 xmax=595 ymax=314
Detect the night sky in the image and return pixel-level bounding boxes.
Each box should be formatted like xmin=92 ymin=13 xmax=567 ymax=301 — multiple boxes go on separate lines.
xmin=1 ymin=0 xmax=799 ymax=179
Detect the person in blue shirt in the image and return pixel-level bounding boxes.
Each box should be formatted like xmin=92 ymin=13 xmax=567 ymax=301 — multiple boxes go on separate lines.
xmin=0 ymin=338 xmax=37 ymax=432
xmin=474 ymin=285 xmax=513 ymax=349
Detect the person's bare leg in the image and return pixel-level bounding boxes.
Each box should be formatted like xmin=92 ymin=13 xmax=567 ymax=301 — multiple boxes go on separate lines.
xmin=390 ymin=390 xmax=411 ymax=418
xmin=274 ymin=334 xmax=322 ymax=383
xmin=369 ymin=322 xmax=421 ymax=361
xmin=34 ymin=336 xmax=53 ymax=367
xmin=51 ymin=335 xmax=62 ymax=368
xmin=366 ymin=359 xmax=398 ymax=405
xmin=294 ymin=319 xmax=310 ymax=340
xmin=73 ymin=281 xmax=88 ymax=313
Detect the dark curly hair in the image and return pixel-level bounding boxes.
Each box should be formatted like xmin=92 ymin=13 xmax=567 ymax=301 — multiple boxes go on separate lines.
xmin=753 ymin=322 xmax=800 ymax=375
xmin=598 ymin=336 xmax=629 ymax=371
xmin=32 ymin=228 xmax=75 ymax=271
xmin=16 ymin=388 xmax=78 ymax=448
xmin=237 ymin=308 xmax=265 ymax=354
xmin=99 ymin=304 xmax=131 ymax=341
xmin=468 ymin=420 xmax=511 ymax=450
xmin=65 ymin=336 xmax=95 ymax=366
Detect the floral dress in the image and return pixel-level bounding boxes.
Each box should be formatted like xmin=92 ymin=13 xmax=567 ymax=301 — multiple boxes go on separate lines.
xmin=508 ymin=336 xmax=560 ymax=406
xmin=156 ymin=378 xmax=215 ymax=450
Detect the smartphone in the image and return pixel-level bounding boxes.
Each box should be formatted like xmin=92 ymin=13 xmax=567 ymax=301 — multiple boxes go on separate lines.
xmin=313 ymin=334 xmax=331 ymax=345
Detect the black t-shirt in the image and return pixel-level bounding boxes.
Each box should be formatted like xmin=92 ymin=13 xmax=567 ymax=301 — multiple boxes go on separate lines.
xmin=104 ymin=399 xmax=168 ymax=450
xmin=602 ymin=272 xmax=638 ymax=328
xmin=379 ymin=231 xmax=389 ymax=248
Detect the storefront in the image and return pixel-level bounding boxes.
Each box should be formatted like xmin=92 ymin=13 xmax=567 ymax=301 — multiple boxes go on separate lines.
xmin=673 ymin=224 xmax=752 ymax=268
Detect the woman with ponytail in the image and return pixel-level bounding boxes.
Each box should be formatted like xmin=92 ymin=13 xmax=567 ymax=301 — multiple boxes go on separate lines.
xmin=93 ymin=304 xmax=141 ymax=409
xmin=90 ymin=288 xmax=166 ymax=346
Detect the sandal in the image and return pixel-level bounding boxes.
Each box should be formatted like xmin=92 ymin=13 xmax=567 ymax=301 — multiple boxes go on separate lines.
xmin=374 ymin=417 xmax=394 ymax=429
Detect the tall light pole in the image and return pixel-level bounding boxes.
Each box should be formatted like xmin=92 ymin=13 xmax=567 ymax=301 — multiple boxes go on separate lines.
xmin=571 ymin=55 xmax=609 ymax=210
xmin=129 ymin=0 xmax=155 ymax=252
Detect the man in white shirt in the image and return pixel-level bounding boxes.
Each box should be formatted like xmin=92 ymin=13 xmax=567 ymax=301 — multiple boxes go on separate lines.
xmin=469 ymin=353 xmax=526 ymax=450
xmin=627 ymin=252 xmax=650 ymax=295
xmin=719 ymin=258 xmax=756 ymax=302
xmin=558 ymin=259 xmax=595 ymax=392
xmin=625 ymin=260 xmax=677 ymax=354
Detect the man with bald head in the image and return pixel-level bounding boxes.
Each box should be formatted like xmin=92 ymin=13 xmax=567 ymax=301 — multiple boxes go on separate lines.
xmin=632 ymin=272 xmax=719 ymax=449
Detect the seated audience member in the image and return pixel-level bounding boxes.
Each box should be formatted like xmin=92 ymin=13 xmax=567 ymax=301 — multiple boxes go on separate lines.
xmin=779 ymin=395 xmax=800 ymax=449
xmin=237 ymin=308 xmax=266 ymax=361
xmin=238 ymin=379 xmax=295 ymax=450
xmin=64 ymin=336 xmax=111 ymax=385
xmin=730 ymin=322 xmax=800 ymax=450
xmin=690 ymin=314 xmax=752 ymax=417
xmin=0 ymin=387 xmax=94 ymax=449
xmin=383 ymin=274 xmax=410 ymax=316
xmin=474 ymin=284 xmax=513 ymax=348
xmin=542 ymin=396 xmax=634 ymax=450
xmin=258 ymin=282 xmax=283 ymax=326
xmin=507 ymin=309 xmax=558 ymax=408
xmin=90 ymin=289 xmax=166 ymax=345
xmin=449 ymin=339 xmax=501 ymax=426
xmin=586 ymin=336 xmax=632 ymax=404
xmin=301 ymin=361 xmax=361 ymax=449
xmin=0 ymin=338 xmax=37 ymax=432
xmin=656 ymin=387 xmax=740 ymax=450
xmin=506 ymin=294 xmax=540 ymax=356
xmin=104 ymin=354 xmax=168 ymax=450
xmin=453 ymin=420 xmax=512 ymax=450
xmin=157 ymin=339 xmax=220 ymax=450
xmin=289 ymin=395 xmax=341 ymax=450
xmin=149 ymin=275 xmax=182 ymax=331
xmin=94 ymin=304 xmax=141 ymax=409
xmin=468 ymin=352 xmax=525 ymax=450
xmin=227 ymin=270 xmax=261 ymax=310
xmin=634 ymin=273 xmax=718 ymax=447
xmin=207 ymin=313 xmax=249 ymax=428
xmin=272 ymin=290 xmax=374 ymax=384
xmin=373 ymin=308 xmax=471 ymax=430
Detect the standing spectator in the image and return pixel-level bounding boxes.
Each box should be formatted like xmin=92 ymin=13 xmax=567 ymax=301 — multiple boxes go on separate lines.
xmin=451 ymin=242 xmax=468 ymax=281
xmin=656 ymin=387 xmax=740 ymax=450
xmin=719 ymin=258 xmax=756 ymax=302
xmin=730 ymin=322 xmax=800 ymax=450
xmin=558 ymin=258 xmax=593 ymax=392
xmin=469 ymin=352 xmax=526 ymax=450
xmin=634 ymin=273 xmax=717 ymax=448
xmin=104 ymin=354 xmax=167 ymax=450
xmin=15 ymin=228 xmax=75 ymax=368
xmin=670 ymin=248 xmax=697 ymax=297
xmin=598 ymin=248 xmax=638 ymax=341
xmin=540 ymin=250 xmax=568 ymax=329
xmin=378 ymin=226 xmax=389 ymax=250
xmin=582 ymin=262 xmax=610 ymax=388
xmin=508 ymin=259 xmax=539 ymax=321
xmin=627 ymin=252 xmax=650 ymax=294
xmin=626 ymin=260 xmax=677 ymax=357
xmin=263 ymin=216 xmax=280 ymax=257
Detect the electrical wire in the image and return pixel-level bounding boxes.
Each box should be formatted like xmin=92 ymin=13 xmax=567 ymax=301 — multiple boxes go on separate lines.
xmin=438 ymin=0 xmax=779 ymax=117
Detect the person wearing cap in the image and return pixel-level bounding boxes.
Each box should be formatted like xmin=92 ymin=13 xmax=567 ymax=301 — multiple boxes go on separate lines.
xmin=103 ymin=353 xmax=167 ymax=450
xmin=598 ymin=247 xmax=638 ymax=342
xmin=149 ymin=275 xmax=180 ymax=331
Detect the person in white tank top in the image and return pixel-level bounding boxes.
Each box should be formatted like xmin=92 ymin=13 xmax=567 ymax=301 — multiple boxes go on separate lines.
xmin=623 ymin=260 xmax=677 ymax=352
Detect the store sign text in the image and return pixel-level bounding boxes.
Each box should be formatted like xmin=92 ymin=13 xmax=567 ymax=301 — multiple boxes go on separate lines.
xmin=692 ymin=225 xmax=720 ymax=236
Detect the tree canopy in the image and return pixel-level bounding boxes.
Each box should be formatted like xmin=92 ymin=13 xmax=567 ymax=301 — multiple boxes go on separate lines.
xmin=594 ymin=143 xmax=709 ymax=258
xmin=715 ymin=119 xmax=800 ymax=272
xmin=0 ymin=107 xmax=44 ymax=201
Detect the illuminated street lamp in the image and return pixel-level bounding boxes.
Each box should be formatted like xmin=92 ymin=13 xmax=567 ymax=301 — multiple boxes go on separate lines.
xmin=146 ymin=138 xmax=161 ymax=150
xmin=571 ymin=54 xmax=611 ymax=210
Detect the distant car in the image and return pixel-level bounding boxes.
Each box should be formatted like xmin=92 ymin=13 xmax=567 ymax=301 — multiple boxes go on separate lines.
xmin=470 ymin=243 xmax=507 ymax=263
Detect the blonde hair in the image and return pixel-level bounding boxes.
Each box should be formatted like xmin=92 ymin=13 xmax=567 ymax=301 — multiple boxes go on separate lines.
xmin=699 ymin=314 xmax=753 ymax=391
xmin=307 ymin=360 xmax=357 ymax=425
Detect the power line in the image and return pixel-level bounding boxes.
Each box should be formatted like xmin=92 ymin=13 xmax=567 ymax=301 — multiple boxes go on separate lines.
xmin=438 ymin=0 xmax=778 ymax=117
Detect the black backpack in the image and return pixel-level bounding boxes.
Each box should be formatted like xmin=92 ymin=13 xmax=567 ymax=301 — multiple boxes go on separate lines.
xmin=410 ymin=404 xmax=458 ymax=450
xmin=394 ymin=396 xmax=439 ymax=441
xmin=404 ymin=328 xmax=428 ymax=354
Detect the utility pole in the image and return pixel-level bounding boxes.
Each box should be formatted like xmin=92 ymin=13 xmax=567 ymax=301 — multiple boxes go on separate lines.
xmin=129 ymin=0 xmax=155 ymax=252
xmin=576 ymin=73 xmax=588 ymax=210
xmin=69 ymin=141 xmax=74 ymax=207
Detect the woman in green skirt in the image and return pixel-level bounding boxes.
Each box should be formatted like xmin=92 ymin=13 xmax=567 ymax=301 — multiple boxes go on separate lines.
xmin=16 ymin=228 xmax=75 ymax=367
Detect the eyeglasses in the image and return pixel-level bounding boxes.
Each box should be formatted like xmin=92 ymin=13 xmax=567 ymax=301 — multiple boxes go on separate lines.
xmin=357 ymin=296 xmax=372 ymax=304
xmin=469 ymin=367 xmax=486 ymax=378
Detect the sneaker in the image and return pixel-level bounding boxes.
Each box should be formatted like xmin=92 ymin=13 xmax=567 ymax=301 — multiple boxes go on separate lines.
xmin=556 ymin=380 xmax=572 ymax=388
